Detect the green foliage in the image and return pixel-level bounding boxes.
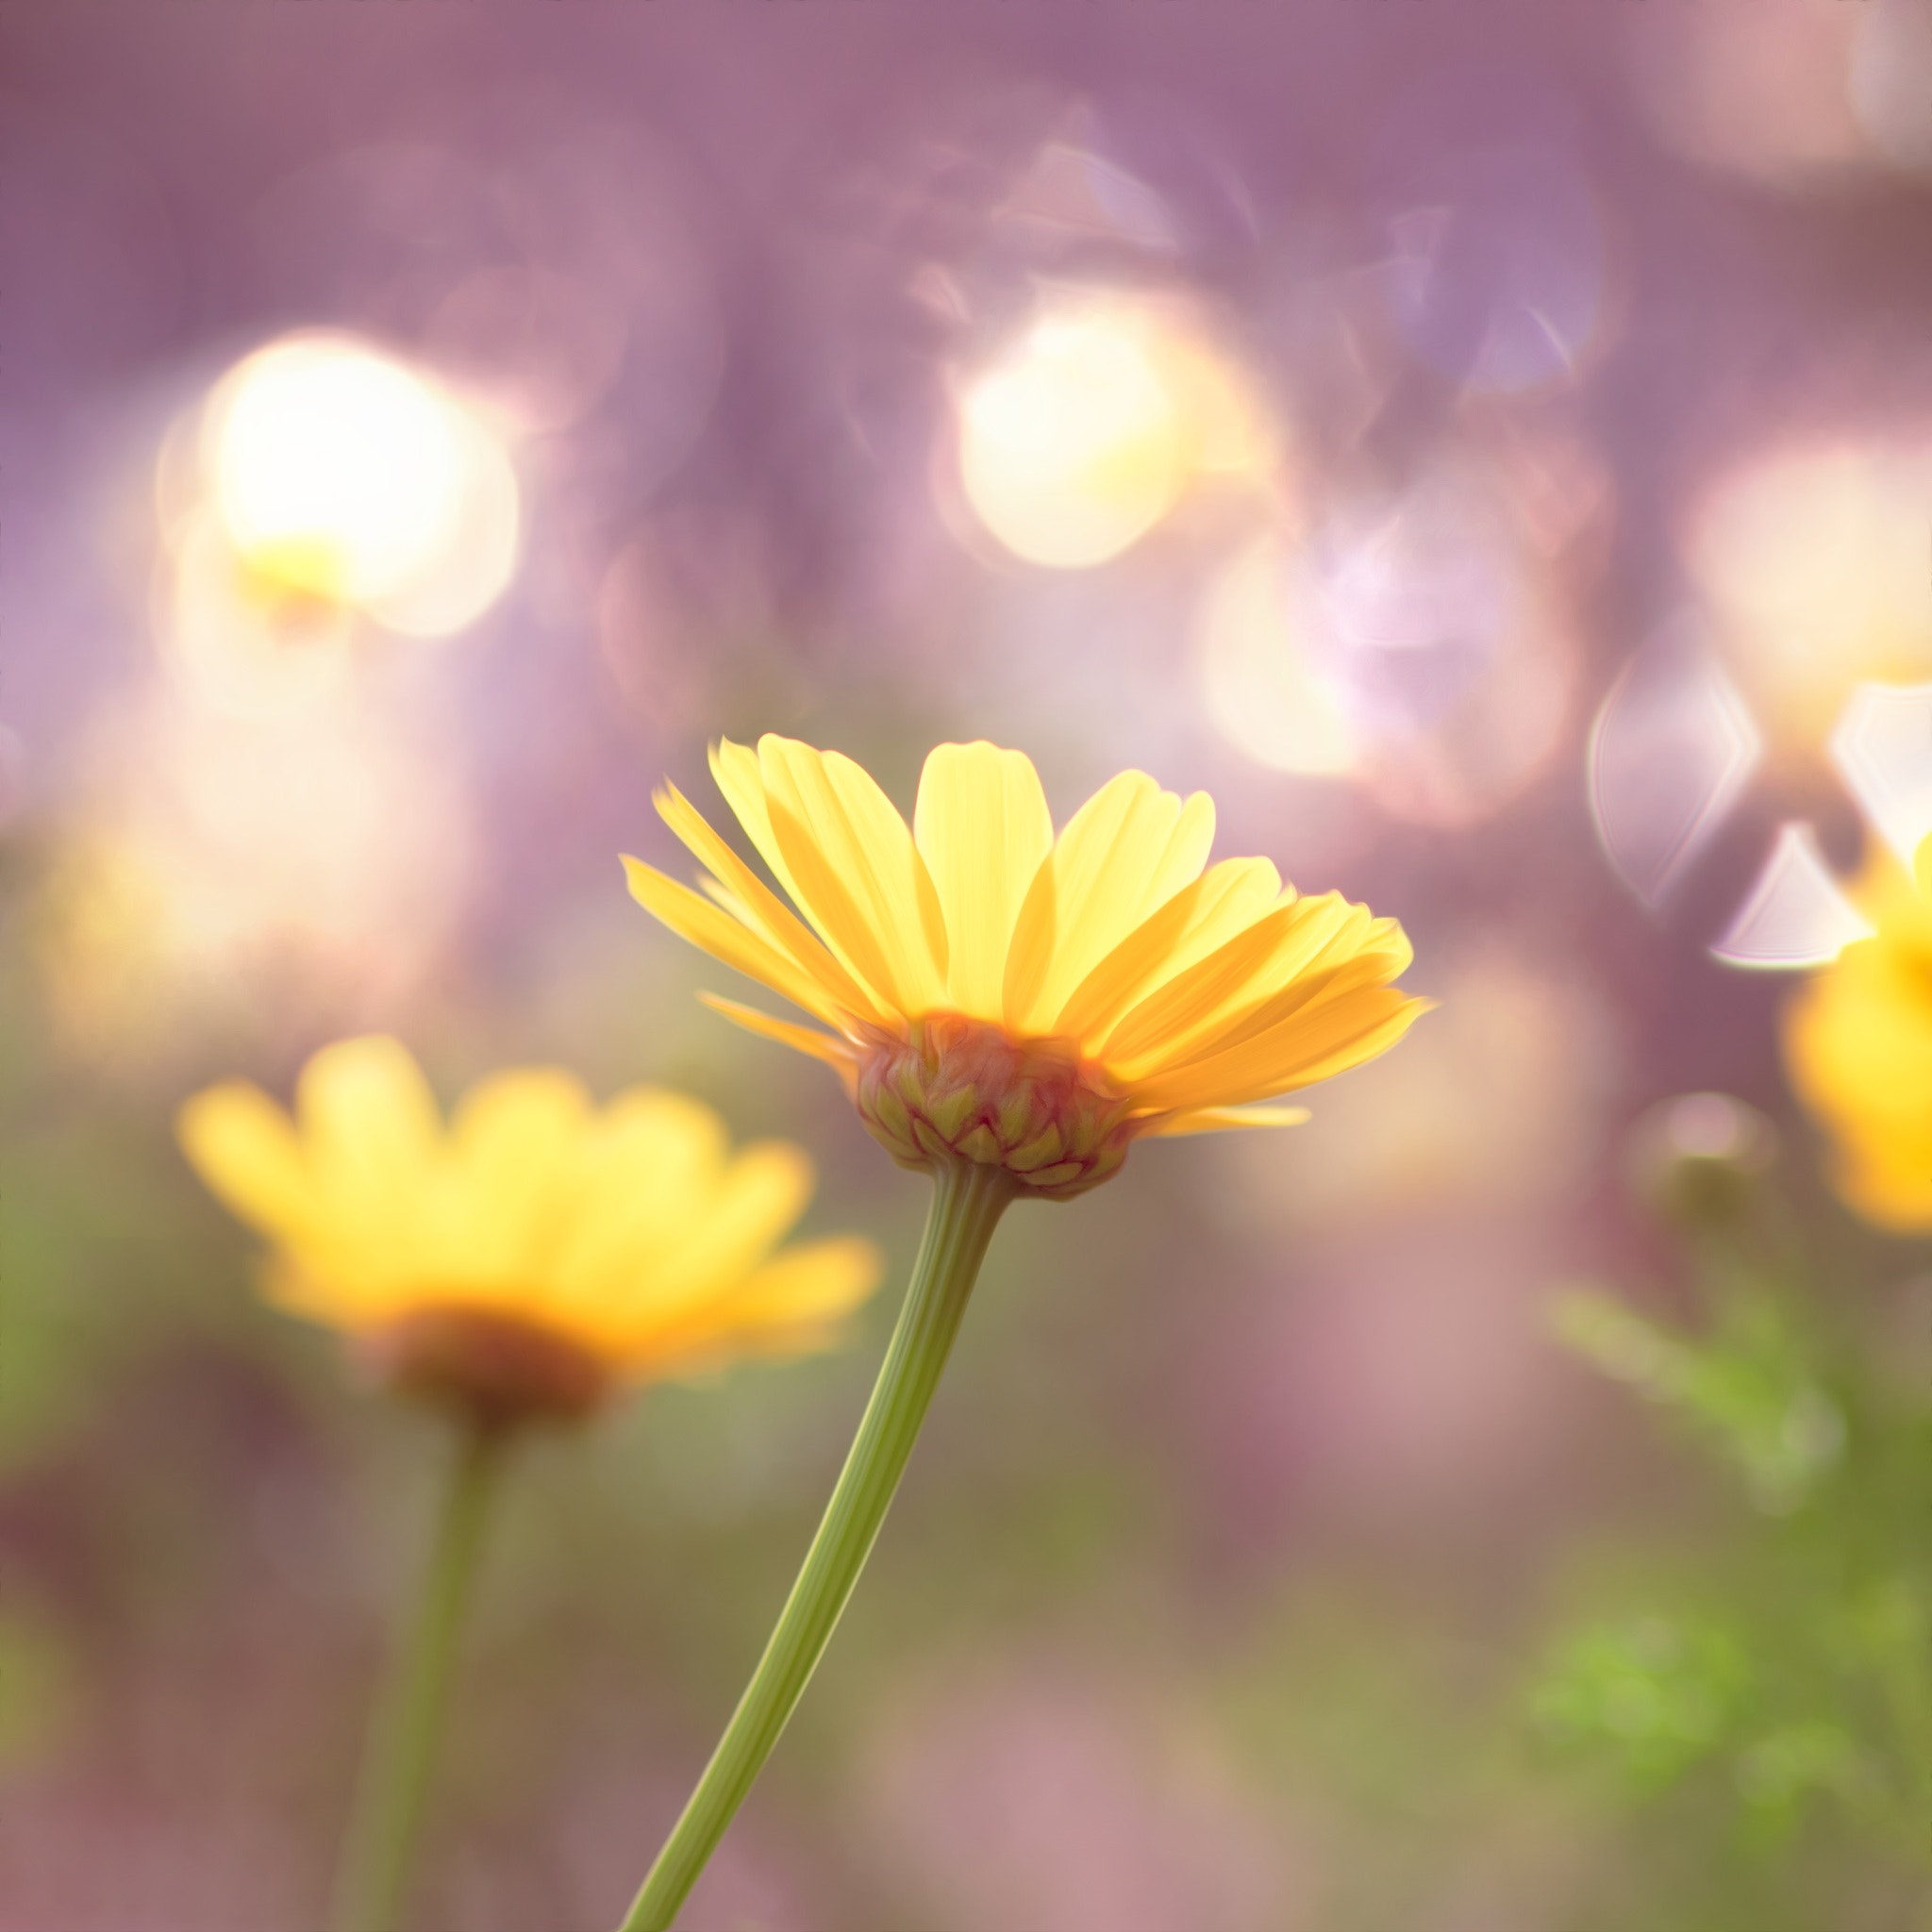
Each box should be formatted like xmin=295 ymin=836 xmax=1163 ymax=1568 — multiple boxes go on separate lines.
xmin=1533 ymin=1613 xmax=1754 ymax=1794
xmin=1552 ymin=1290 xmax=1843 ymax=1516
xmin=1532 ymin=1171 xmax=1932 ymax=1910
xmin=1732 ymin=1721 xmax=1865 ymax=1841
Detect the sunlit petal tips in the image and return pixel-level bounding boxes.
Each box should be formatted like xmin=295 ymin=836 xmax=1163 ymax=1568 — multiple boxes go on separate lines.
xmin=625 ymin=736 xmax=1427 ymax=1197
xmin=177 ymin=1036 xmax=885 ymax=1427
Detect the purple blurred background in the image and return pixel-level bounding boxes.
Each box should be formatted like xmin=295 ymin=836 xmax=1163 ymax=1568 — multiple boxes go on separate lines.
xmin=4 ymin=2 xmax=1930 ymax=1926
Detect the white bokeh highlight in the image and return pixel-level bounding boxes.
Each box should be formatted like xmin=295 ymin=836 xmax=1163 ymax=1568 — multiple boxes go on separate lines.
xmin=1829 ymin=680 xmax=1932 ymax=871
xmin=1589 ymin=633 xmax=1762 ymax=908
xmin=1709 ymin=822 xmax=1874 ymax=970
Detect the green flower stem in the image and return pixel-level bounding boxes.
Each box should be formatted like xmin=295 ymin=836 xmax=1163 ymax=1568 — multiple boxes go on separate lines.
xmin=617 ymin=1158 xmax=1015 ymax=1932
xmin=329 ymin=1420 xmax=506 ymax=1932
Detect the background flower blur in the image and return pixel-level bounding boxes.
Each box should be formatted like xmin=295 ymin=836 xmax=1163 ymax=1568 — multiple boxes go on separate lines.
xmin=6 ymin=4 xmax=1932 ymax=1928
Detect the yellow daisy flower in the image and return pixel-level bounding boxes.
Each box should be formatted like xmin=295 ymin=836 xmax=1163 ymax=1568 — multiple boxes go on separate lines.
xmin=612 ymin=737 xmax=1426 ymax=1932
xmin=1784 ymin=836 xmax=1932 ymax=1231
xmin=177 ymin=1035 xmax=884 ymax=1428
xmin=624 ymin=736 xmax=1427 ymax=1199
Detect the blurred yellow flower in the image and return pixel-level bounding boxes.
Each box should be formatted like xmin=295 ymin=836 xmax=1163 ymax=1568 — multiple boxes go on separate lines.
xmin=625 ymin=737 xmax=1426 ymax=1198
xmin=177 ymin=1036 xmax=883 ymax=1426
xmin=1784 ymin=837 xmax=1932 ymax=1230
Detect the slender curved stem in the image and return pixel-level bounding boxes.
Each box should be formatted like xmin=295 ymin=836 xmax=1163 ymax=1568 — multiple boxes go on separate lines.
xmin=329 ymin=1422 xmax=505 ymax=1932
xmin=618 ymin=1159 xmax=1014 ymax=1931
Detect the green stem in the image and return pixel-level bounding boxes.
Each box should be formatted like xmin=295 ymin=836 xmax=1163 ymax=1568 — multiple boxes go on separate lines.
xmin=329 ymin=1421 xmax=505 ymax=1932
xmin=617 ymin=1158 xmax=1014 ymax=1932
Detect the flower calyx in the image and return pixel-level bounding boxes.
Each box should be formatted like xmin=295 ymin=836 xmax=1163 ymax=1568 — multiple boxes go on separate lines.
xmin=853 ymin=1013 xmax=1140 ymax=1201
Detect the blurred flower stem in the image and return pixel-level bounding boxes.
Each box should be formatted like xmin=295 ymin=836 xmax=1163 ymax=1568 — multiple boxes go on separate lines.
xmin=618 ymin=1158 xmax=1013 ymax=1930
xmin=329 ymin=1423 xmax=505 ymax=1932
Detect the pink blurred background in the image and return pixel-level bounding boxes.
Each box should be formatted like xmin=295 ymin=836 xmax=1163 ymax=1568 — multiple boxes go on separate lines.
xmin=4 ymin=2 xmax=1930 ymax=1925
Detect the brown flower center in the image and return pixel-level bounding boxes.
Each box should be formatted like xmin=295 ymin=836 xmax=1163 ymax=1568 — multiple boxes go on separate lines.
xmin=852 ymin=1013 xmax=1141 ymax=1201
xmin=356 ymin=1303 xmax=613 ymax=1432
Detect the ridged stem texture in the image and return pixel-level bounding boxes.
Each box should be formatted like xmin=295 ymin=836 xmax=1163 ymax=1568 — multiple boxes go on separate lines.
xmin=329 ymin=1422 xmax=504 ymax=1932
xmin=617 ymin=1158 xmax=1015 ymax=1931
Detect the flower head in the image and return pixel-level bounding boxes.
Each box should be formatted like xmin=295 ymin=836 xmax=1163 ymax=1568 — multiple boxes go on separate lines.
xmin=625 ymin=738 xmax=1426 ymax=1197
xmin=1784 ymin=836 xmax=1932 ymax=1230
xmin=177 ymin=1036 xmax=883 ymax=1428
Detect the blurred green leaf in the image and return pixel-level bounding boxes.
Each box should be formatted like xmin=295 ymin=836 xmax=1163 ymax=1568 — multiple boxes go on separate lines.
xmin=1532 ymin=1614 xmax=1753 ymax=1793
xmin=1553 ymin=1290 xmax=1843 ymax=1513
xmin=1733 ymin=1722 xmax=1862 ymax=1843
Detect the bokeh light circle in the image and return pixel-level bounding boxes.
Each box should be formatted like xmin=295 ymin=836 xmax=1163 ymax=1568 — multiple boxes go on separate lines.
xmin=198 ymin=332 xmax=519 ymax=636
xmin=1201 ymin=456 xmax=1580 ymax=825
xmin=1686 ymin=438 xmax=1932 ymax=744
xmin=958 ymin=308 xmax=1185 ymax=569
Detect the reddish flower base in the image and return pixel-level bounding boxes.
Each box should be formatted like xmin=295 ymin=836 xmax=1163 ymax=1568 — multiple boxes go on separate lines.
xmin=853 ymin=1013 xmax=1141 ymax=1200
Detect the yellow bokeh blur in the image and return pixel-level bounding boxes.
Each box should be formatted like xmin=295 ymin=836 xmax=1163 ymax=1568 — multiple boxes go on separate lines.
xmin=209 ymin=337 xmax=472 ymax=604
xmin=955 ymin=299 xmax=1274 ymax=569
xmin=1687 ymin=439 xmax=1932 ymax=747
xmin=161 ymin=332 xmax=520 ymax=700
xmin=1197 ymin=536 xmax=1358 ymax=776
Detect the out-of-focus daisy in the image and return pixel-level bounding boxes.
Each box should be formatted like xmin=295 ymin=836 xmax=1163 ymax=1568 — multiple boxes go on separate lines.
xmin=177 ymin=1035 xmax=879 ymax=1932
xmin=179 ymin=1035 xmax=881 ymax=1426
xmin=1784 ymin=838 xmax=1932 ymax=1230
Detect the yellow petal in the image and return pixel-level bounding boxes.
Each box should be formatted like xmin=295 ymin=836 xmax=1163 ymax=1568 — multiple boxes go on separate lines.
xmin=1101 ymin=894 xmax=1362 ymax=1071
xmin=1004 ymin=772 xmax=1210 ymax=1032
xmin=624 ymin=856 xmax=847 ymax=1026
xmin=1832 ymin=1145 xmax=1932 ymax=1230
xmin=449 ymin=1068 xmax=591 ymax=1170
xmin=621 ymin=1235 xmax=884 ymax=1373
xmin=434 ymin=1069 xmax=593 ymax=1285
xmin=710 ymin=737 xmax=808 ymax=907
xmin=913 ymin=741 xmax=1055 ymax=1021
xmin=184 ymin=1040 xmax=451 ymax=1324
xmin=258 ymin=1252 xmax=422 ymax=1329
xmin=549 ymin=1087 xmax=734 ymax=1299
xmin=295 ymin=1036 xmax=443 ymax=1249
xmin=758 ymin=737 xmax=950 ymax=1015
xmin=1055 ymin=856 xmax=1283 ymax=1050
xmin=1133 ymin=989 xmax=1430 ymax=1111
xmin=653 ymin=1141 xmax=816 ymax=1302
xmin=715 ymin=1235 xmax=884 ymax=1335
xmin=1112 ymin=913 xmax=1410 ymax=1080
xmin=1158 ymin=943 xmax=1413 ymax=1077
xmin=597 ymin=1086 xmax=733 ymax=1174
xmin=1786 ymin=954 xmax=1932 ymax=1127
xmin=1145 ymin=790 xmax=1218 ymax=911
xmin=176 ymin=1081 xmax=315 ymax=1243
xmin=1134 ymin=1104 xmax=1311 ymax=1137
xmin=657 ymin=780 xmax=882 ymax=1026
xmin=559 ymin=1138 xmax=815 ymax=1325
xmin=1779 ymin=872 xmax=1932 ymax=1235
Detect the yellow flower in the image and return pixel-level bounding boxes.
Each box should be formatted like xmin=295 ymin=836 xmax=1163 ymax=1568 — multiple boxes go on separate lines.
xmin=624 ymin=737 xmax=1426 ymax=1197
xmin=177 ymin=1036 xmax=884 ymax=1427
xmin=1784 ymin=837 xmax=1932 ymax=1230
